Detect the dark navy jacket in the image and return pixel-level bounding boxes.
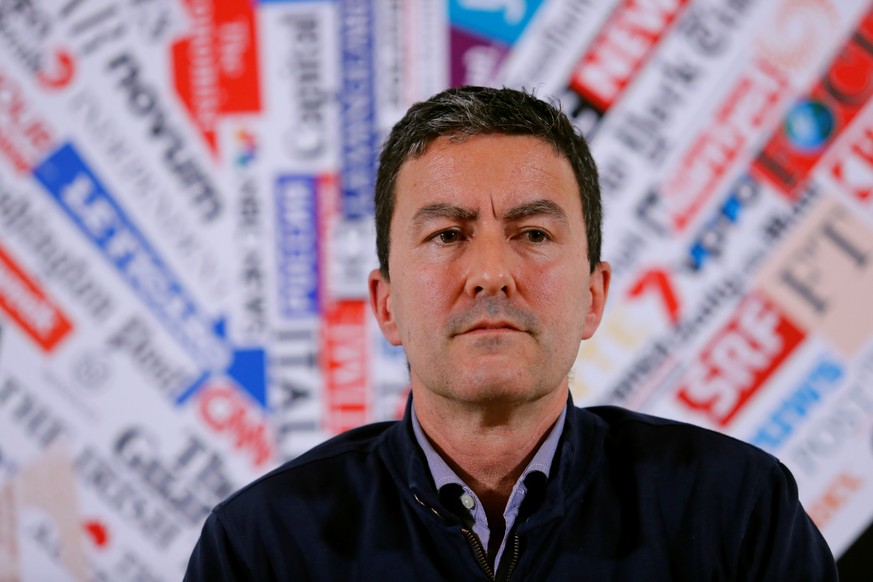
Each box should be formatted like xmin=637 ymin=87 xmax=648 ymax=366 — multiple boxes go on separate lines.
xmin=184 ymin=402 xmax=836 ymax=581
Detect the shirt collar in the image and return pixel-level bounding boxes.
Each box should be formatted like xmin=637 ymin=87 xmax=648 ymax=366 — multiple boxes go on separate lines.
xmin=411 ymin=401 xmax=567 ymax=492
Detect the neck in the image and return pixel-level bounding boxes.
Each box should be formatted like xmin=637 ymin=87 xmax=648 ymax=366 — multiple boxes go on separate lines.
xmin=412 ymin=385 xmax=566 ymax=520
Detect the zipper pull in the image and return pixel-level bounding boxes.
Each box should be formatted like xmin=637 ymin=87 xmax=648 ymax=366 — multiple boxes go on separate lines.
xmin=412 ymin=491 xmax=449 ymax=523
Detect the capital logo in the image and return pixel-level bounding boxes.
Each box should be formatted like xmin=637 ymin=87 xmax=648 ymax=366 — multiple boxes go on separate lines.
xmin=784 ymin=100 xmax=835 ymax=152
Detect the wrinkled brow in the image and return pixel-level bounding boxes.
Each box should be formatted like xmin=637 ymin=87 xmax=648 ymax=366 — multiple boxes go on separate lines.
xmin=409 ymin=199 xmax=569 ymax=230
xmin=503 ymin=200 xmax=569 ymax=225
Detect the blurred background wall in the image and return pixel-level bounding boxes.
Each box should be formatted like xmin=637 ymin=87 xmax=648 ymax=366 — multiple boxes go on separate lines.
xmin=1 ymin=0 xmax=872 ymax=579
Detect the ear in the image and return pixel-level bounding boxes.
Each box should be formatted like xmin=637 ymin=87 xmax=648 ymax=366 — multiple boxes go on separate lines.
xmin=581 ymin=261 xmax=611 ymax=341
xmin=368 ymin=269 xmax=402 ymax=346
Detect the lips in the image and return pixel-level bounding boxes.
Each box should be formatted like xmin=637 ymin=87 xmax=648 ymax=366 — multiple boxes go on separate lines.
xmin=445 ymin=301 xmax=538 ymax=338
xmin=459 ymin=320 xmax=524 ymax=335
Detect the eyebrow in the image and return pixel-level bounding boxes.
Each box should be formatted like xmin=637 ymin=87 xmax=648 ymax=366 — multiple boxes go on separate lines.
xmin=503 ymin=199 xmax=569 ymax=225
xmin=410 ymin=203 xmax=478 ymax=229
xmin=410 ymin=199 xmax=570 ymax=230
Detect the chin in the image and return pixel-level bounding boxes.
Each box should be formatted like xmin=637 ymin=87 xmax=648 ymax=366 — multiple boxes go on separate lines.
xmin=412 ymin=357 xmax=565 ymax=405
xmin=452 ymin=372 xmax=550 ymax=405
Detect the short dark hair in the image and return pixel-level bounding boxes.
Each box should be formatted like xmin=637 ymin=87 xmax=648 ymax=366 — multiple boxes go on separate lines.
xmin=374 ymin=85 xmax=602 ymax=279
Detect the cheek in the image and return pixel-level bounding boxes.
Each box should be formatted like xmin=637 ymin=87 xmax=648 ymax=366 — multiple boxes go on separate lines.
xmin=528 ymin=266 xmax=589 ymax=324
xmin=413 ymin=270 xmax=452 ymax=314
xmin=395 ymin=268 xmax=455 ymax=332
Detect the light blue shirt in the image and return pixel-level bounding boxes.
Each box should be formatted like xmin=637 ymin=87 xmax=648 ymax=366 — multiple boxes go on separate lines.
xmin=411 ymin=403 xmax=567 ymax=570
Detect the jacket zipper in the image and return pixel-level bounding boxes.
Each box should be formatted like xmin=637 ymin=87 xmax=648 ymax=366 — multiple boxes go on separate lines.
xmin=502 ymin=534 xmax=520 ymax=580
xmin=461 ymin=527 xmax=495 ymax=580
xmin=460 ymin=528 xmax=520 ymax=582
xmin=414 ymin=492 xmax=521 ymax=580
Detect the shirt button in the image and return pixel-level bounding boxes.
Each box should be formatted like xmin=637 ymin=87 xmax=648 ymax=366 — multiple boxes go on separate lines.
xmin=460 ymin=493 xmax=475 ymax=510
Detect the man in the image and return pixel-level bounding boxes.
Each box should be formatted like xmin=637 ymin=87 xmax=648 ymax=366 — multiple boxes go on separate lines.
xmin=185 ymin=87 xmax=836 ymax=580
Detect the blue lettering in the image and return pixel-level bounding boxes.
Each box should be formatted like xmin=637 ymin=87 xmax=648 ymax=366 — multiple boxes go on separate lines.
xmin=275 ymin=176 xmax=320 ymax=317
xmin=340 ymin=0 xmax=377 ymax=219
xmin=32 ymin=144 xmax=230 ymax=373
xmin=750 ymin=357 xmax=844 ymax=452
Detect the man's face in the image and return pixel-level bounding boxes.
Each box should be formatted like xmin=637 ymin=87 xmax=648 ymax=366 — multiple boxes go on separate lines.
xmin=369 ymin=134 xmax=609 ymax=407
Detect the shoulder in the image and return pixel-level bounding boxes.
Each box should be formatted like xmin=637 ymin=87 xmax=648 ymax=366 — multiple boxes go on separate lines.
xmin=570 ymin=405 xmax=791 ymax=536
xmin=575 ymin=405 xmax=781 ymax=485
xmin=580 ymin=404 xmax=773 ymax=455
xmin=185 ymin=421 xmax=401 ymax=580
xmin=567 ymin=406 xmax=836 ymax=579
xmin=215 ymin=420 xmax=398 ymax=518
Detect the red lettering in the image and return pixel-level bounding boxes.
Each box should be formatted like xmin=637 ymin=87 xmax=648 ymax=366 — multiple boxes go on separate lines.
xmin=662 ymin=60 xmax=786 ymax=230
xmin=0 ymin=69 xmax=55 ymax=172
xmin=570 ymin=0 xmax=687 ymax=111
xmin=321 ymin=301 xmax=370 ymax=434
xmin=172 ymin=0 xmax=261 ymax=155
xmin=757 ymin=0 xmax=839 ymax=73
xmin=36 ymin=49 xmax=76 ymax=89
xmin=627 ymin=268 xmax=681 ymax=324
xmin=0 ymin=242 xmax=72 ymax=352
xmin=808 ymin=472 xmax=863 ymax=529
xmin=574 ymin=44 xmax=631 ymax=111
xmin=753 ymin=7 xmax=873 ymax=199
xmin=676 ymin=294 xmax=805 ymax=426
xmin=229 ymin=418 xmax=271 ymax=466
xmin=83 ymin=520 xmax=109 ymax=548
xmin=200 ymin=385 xmax=237 ymax=430
xmin=831 ymin=125 xmax=873 ymax=201
xmin=198 ymin=384 xmax=273 ymax=467
xmin=825 ymin=41 xmax=873 ymax=106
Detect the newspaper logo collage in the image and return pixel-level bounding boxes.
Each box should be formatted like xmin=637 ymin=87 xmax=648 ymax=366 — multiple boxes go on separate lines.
xmin=1 ymin=0 xmax=873 ymax=579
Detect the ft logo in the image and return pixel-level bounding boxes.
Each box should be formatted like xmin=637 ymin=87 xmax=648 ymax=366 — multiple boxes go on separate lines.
xmin=758 ymin=196 xmax=873 ymax=358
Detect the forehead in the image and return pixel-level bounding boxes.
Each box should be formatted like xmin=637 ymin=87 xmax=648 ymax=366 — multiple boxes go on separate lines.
xmin=393 ymin=134 xmax=582 ymax=217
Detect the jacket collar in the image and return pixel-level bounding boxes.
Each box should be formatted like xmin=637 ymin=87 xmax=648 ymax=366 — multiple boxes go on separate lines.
xmin=377 ymin=392 xmax=607 ymax=529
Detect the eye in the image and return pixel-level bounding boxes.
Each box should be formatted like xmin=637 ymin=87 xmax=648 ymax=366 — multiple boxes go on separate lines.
xmin=436 ymin=229 xmax=463 ymax=244
xmin=524 ymin=229 xmax=548 ymax=243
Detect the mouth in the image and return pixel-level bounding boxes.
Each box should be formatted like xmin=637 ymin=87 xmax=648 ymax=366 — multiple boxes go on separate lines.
xmin=458 ymin=321 xmax=525 ymax=336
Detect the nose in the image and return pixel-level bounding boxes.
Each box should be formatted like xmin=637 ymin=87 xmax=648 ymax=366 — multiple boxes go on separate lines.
xmin=463 ymin=231 xmax=517 ymax=297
